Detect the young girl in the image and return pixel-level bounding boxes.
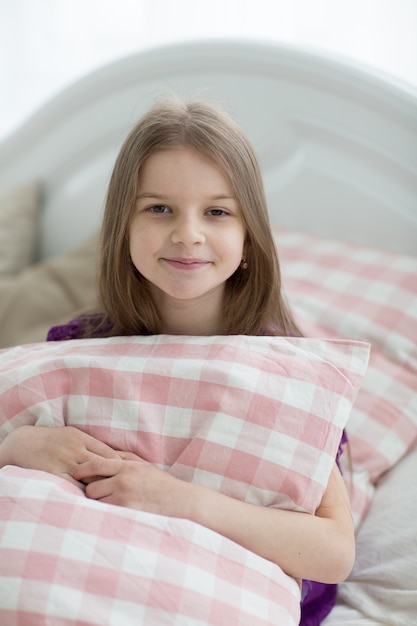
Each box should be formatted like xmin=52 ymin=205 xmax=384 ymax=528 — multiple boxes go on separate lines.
xmin=0 ymin=99 xmax=353 ymax=625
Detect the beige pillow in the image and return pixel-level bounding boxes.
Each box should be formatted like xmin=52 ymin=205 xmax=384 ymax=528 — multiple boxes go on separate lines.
xmin=0 ymin=233 xmax=98 ymax=348
xmin=0 ymin=181 xmax=41 ymax=276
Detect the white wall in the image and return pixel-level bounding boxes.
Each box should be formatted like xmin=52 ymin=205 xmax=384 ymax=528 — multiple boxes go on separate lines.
xmin=1 ymin=0 xmax=416 ymax=141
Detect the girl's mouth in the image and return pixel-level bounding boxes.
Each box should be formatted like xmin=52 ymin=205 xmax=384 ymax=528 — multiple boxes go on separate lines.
xmin=162 ymin=258 xmax=211 ymax=270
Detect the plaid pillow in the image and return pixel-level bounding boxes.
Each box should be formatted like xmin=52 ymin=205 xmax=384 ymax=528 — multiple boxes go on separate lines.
xmin=275 ymin=228 xmax=417 ymax=523
xmin=0 ymin=334 xmax=369 ymax=515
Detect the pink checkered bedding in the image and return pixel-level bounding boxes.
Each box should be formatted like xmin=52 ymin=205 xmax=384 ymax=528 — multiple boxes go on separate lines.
xmin=0 ymin=334 xmax=369 ymax=625
xmin=275 ymin=229 xmax=417 ymax=525
xmin=0 ymin=466 xmax=300 ymax=626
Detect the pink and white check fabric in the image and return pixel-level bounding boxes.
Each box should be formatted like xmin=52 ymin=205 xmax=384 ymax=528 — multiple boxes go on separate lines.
xmin=275 ymin=229 xmax=417 ymax=524
xmin=0 ymin=466 xmax=300 ymax=626
xmin=0 ymin=335 xmax=369 ymax=514
xmin=0 ymin=334 xmax=369 ymax=624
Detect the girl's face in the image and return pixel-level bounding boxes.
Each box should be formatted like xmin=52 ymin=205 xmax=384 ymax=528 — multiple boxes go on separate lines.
xmin=130 ymin=147 xmax=246 ymax=330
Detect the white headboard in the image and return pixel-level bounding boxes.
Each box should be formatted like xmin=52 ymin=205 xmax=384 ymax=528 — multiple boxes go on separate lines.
xmin=0 ymin=39 xmax=416 ymax=259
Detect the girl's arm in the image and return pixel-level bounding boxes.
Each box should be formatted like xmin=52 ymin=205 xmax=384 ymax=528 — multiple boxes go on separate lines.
xmin=0 ymin=426 xmax=354 ymax=582
xmin=0 ymin=425 xmax=121 ymax=486
xmin=71 ymin=452 xmax=355 ymax=584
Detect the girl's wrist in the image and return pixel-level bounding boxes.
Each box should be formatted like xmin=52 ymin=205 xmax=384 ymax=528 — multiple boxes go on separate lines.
xmin=166 ymin=477 xmax=210 ymax=524
xmin=178 ymin=480 xmax=226 ymax=531
xmin=0 ymin=425 xmax=34 ymax=467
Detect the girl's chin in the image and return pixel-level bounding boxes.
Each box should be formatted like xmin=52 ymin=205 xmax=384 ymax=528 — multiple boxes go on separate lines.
xmin=151 ymin=284 xmax=224 ymax=306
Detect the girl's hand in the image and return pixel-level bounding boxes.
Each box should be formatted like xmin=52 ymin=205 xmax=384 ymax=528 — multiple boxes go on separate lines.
xmin=71 ymin=451 xmax=190 ymax=515
xmin=73 ymin=455 xmax=355 ymax=584
xmin=0 ymin=425 xmax=120 ymax=487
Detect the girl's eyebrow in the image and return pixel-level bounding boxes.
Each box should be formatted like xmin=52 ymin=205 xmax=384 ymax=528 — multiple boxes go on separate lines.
xmin=137 ymin=192 xmax=168 ymax=199
xmin=137 ymin=192 xmax=236 ymax=201
xmin=209 ymin=194 xmax=236 ymax=201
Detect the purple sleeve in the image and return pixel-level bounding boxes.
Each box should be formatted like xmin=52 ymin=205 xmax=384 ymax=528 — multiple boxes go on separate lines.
xmin=336 ymin=429 xmax=348 ymax=473
xmin=46 ymin=318 xmax=83 ymax=341
xmin=47 ymin=314 xmax=112 ymax=341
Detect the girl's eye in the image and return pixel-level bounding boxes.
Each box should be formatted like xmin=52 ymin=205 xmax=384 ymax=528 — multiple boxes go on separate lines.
xmin=206 ymin=208 xmax=229 ymax=217
xmin=147 ymin=205 xmax=170 ymax=214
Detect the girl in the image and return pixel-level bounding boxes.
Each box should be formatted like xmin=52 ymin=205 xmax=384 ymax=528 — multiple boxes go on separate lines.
xmin=0 ymin=99 xmax=353 ymax=625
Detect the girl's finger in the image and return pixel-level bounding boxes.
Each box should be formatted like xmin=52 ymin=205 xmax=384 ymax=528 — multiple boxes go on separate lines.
xmin=71 ymin=457 xmax=122 ymax=482
xmin=85 ymin=437 xmax=121 ymax=459
xmin=116 ymin=450 xmax=144 ymax=461
xmin=85 ymin=477 xmax=114 ymax=501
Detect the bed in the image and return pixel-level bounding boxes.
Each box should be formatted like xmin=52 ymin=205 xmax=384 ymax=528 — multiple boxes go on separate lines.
xmin=0 ymin=39 xmax=416 ymax=625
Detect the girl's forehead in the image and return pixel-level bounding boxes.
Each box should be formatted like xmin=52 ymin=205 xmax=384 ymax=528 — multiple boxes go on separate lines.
xmin=140 ymin=148 xmax=232 ymax=186
xmin=143 ymin=146 xmax=214 ymax=167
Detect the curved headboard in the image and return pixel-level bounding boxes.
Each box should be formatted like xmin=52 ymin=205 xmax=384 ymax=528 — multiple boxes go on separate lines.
xmin=0 ymin=39 xmax=416 ymax=259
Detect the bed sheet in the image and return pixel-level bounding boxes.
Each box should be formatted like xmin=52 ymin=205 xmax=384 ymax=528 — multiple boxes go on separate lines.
xmin=328 ymin=443 xmax=417 ymax=626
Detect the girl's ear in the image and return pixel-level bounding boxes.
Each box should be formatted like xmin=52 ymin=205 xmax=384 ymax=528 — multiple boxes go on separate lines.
xmin=240 ymin=239 xmax=251 ymax=269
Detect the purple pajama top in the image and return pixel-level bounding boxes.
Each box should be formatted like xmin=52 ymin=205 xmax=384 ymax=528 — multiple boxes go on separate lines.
xmin=47 ymin=317 xmax=348 ymax=626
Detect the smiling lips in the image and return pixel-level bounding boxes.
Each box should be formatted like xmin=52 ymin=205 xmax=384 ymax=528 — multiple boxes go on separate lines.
xmin=162 ymin=258 xmax=211 ymax=270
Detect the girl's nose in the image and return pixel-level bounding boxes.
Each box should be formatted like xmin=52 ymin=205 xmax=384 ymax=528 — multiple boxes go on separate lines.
xmin=171 ymin=215 xmax=205 ymax=246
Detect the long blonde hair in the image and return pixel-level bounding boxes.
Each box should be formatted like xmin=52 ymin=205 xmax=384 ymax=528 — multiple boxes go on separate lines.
xmin=91 ymin=98 xmax=301 ymax=337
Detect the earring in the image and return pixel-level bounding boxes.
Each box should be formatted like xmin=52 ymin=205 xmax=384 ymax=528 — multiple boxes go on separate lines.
xmin=240 ymin=259 xmax=248 ymax=270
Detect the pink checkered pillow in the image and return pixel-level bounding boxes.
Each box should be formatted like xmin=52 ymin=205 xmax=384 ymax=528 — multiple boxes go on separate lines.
xmin=275 ymin=228 xmax=417 ymax=523
xmin=0 ymin=334 xmax=369 ymax=515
